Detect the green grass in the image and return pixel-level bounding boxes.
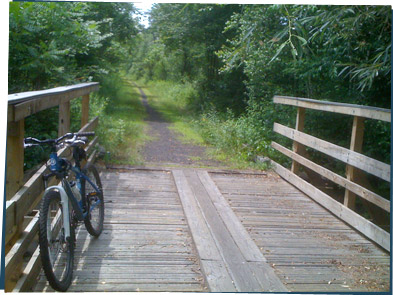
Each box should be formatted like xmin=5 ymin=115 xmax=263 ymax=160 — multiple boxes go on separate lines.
xmin=93 ymin=76 xmax=150 ymax=165
xmin=135 ymin=79 xmax=269 ymax=170
xmin=136 ymin=80 xmax=205 ymax=145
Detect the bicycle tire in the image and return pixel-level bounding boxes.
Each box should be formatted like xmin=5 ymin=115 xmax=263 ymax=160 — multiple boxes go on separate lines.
xmin=39 ymin=191 xmax=75 ymax=291
xmin=83 ymin=165 xmax=104 ymax=237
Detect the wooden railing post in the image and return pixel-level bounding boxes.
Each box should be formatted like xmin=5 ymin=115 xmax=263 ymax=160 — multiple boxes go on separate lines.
xmin=58 ymin=101 xmax=71 ymax=136
xmin=6 ymin=83 xmax=100 ymax=292
xmin=5 ymin=117 xmax=25 ymax=291
xmin=6 ymin=115 xmax=25 ymax=200
xmin=344 ymin=116 xmax=365 ymax=209
xmin=81 ymin=94 xmax=90 ymax=128
xmin=291 ymin=107 xmax=305 ymax=174
xmin=272 ymin=96 xmax=390 ymax=250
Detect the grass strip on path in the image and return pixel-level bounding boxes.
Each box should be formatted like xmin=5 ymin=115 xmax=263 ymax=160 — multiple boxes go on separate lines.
xmin=94 ymin=76 xmax=150 ymax=165
xmin=135 ymin=80 xmax=269 ymax=170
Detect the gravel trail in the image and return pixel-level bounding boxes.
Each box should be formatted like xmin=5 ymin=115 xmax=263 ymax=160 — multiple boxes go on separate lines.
xmin=137 ymin=86 xmax=222 ymax=167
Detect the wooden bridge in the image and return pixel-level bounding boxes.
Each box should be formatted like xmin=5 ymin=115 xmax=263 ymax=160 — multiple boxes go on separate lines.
xmin=4 ymin=83 xmax=391 ymax=292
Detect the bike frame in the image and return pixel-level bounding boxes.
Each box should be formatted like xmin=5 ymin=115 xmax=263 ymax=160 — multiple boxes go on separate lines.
xmin=44 ymin=150 xmax=102 ymax=239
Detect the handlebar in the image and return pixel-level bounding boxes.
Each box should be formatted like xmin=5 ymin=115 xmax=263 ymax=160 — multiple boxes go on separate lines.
xmin=24 ymin=132 xmax=95 ymax=148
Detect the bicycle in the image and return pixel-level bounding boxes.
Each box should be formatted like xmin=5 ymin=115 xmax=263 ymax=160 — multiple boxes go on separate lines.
xmin=24 ymin=132 xmax=104 ymax=291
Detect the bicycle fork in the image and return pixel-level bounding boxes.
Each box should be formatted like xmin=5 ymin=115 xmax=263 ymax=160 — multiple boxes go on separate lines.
xmin=43 ymin=186 xmax=72 ymax=239
xmin=43 ymin=181 xmax=85 ymax=240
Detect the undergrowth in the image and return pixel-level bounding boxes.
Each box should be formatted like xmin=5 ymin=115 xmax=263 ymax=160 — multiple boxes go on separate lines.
xmin=90 ymin=74 xmax=149 ymax=165
xmin=136 ymin=79 xmax=272 ymax=170
xmin=137 ymin=80 xmax=205 ymax=145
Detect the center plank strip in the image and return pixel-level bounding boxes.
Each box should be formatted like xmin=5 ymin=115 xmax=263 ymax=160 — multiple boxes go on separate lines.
xmin=197 ymin=170 xmax=287 ymax=292
xmin=172 ymin=170 xmax=236 ymax=292
xmin=173 ymin=169 xmax=287 ymax=292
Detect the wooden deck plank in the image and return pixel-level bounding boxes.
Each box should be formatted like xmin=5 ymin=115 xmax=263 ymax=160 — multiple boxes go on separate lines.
xmin=29 ymin=168 xmax=390 ymax=293
xmin=184 ymin=169 xmax=262 ymax=292
xmin=211 ymin=171 xmax=390 ymax=292
xmin=197 ymin=171 xmax=266 ymax=263
xmin=197 ymin=170 xmax=287 ymax=292
xmin=172 ymin=169 xmax=236 ymax=292
xmin=34 ymin=170 xmax=207 ymax=293
xmin=181 ymin=170 xmax=287 ymax=292
xmin=201 ymin=172 xmax=287 ymax=292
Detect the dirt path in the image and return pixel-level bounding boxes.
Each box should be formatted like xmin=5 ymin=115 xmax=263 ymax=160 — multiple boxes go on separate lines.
xmin=137 ymin=86 xmax=223 ymax=167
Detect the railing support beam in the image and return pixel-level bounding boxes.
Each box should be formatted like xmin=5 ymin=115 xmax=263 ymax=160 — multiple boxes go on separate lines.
xmin=6 ymin=116 xmax=25 ymax=200
xmin=58 ymin=101 xmax=71 ymax=136
xmin=6 ymin=83 xmax=100 ymax=292
xmin=291 ymin=107 xmax=305 ymax=174
xmin=81 ymin=94 xmax=90 ymax=128
xmin=344 ymin=116 xmax=365 ymax=209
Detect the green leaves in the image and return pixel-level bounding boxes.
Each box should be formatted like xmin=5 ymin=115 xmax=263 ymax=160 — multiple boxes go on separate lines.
xmin=9 ymin=2 xmax=138 ymax=93
xmin=293 ymin=35 xmax=307 ymax=46
xmin=269 ymin=41 xmax=288 ymax=63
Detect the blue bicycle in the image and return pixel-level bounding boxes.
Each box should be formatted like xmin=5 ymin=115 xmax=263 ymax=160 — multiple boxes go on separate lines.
xmin=24 ymin=132 xmax=104 ymax=291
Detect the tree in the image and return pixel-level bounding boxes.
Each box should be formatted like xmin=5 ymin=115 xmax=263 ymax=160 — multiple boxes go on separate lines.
xmin=9 ymin=2 xmax=138 ymax=93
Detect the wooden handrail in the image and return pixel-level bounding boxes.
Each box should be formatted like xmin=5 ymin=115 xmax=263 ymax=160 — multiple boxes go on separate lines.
xmin=6 ymin=82 xmax=100 ymax=200
xmin=272 ymin=96 xmax=391 ymax=251
xmin=271 ymin=160 xmax=390 ymax=251
xmin=5 ymin=120 xmax=98 ymax=292
xmin=271 ymin=142 xmax=390 ymax=212
xmin=274 ymin=123 xmax=390 ymax=182
xmin=273 ymin=96 xmax=391 ymax=122
xmin=8 ymin=82 xmax=99 ymax=122
xmin=5 ymin=83 xmax=100 ymax=292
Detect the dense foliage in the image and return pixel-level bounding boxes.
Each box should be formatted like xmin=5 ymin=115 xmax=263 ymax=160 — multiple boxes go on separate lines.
xmin=130 ymin=4 xmax=248 ymax=112
xmin=9 ymin=2 xmax=391 ymax=205
xmin=9 ymin=2 xmax=137 ymax=92
xmin=9 ymin=2 xmax=138 ymax=169
xmin=130 ymin=4 xmax=391 ymax=166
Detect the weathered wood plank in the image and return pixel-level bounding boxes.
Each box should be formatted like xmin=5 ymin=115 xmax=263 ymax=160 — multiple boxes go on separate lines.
xmin=7 ymin=117 xmax=98 ymax=229
xmin=9 ymin=83 xmax=99 ymax=122
xmin=172 ymin=170 xmax=222 ymax=261
xmin=271 ymin=160 xmax=390 ymax=251
xmin=5 ymin=201 xmax=17 ymax=246
xmin=8 ymin=82 xmax=99 ymax=105
xmin=81 ymin=94 xmax=90 ymax=128
xmin=6 ymin=119 xmax=25 ymax=200
xmin=172 ymin=169 xmax=236 ymax=292
xmin=79 ymin=116 xmax=99 ymax=133
xmin=12 ymin=246 xmax=41 ymax=292
xmin=212 ymin=171 xmax=390 ymax=292
xmin=37 ymin=282 xmax=205 ymax=292
xmin=344 ymin=116 xmax=365 ymax=208
xmin=7 ymin=104 xmax=15 ymax=122
xmin=185 ymin=170 xmax=279 ymax=292
xmin=274 ymin=123 xmax=390 ymax=182
xmin=273 ymin=95 xmax=391 ymax=122
xmin=271 ymin=142 xmax=390 ymax=212
xmin=70 ymin=266 xmax=200 ymax=275
xmin=58 ymin=101 xmax=70 ymax=136
xmin=291 ymin=106 xmax=306 ymax=174
xmin=198 ymin=170 xmax=267 ymax=263
xmin=5 ymin=214 xmax=39 ymax=291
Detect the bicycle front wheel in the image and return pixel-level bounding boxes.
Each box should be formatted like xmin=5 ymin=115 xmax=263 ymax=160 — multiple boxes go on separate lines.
xmin=39 ymin=191 xmax=74 ymax=291
xmin=83 ymin=165 xmax=104 ymax=237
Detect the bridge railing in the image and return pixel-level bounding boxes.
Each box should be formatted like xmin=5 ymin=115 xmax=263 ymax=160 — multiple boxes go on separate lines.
xmin=271 ymin=96 xmax=390 ymax=251
xmin=5 ymin=82 xmax=100 ymax=292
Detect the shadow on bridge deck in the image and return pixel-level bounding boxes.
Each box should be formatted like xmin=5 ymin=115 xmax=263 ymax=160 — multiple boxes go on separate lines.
xmin=35 ymin=167 xmax=390 ymax=292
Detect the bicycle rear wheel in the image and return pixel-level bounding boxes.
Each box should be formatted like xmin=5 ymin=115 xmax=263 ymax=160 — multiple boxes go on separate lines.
xmin=83 ymin=165 xmax=104 ymax=237
xmin=39 ymin=191 xmax=74 ymax=291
